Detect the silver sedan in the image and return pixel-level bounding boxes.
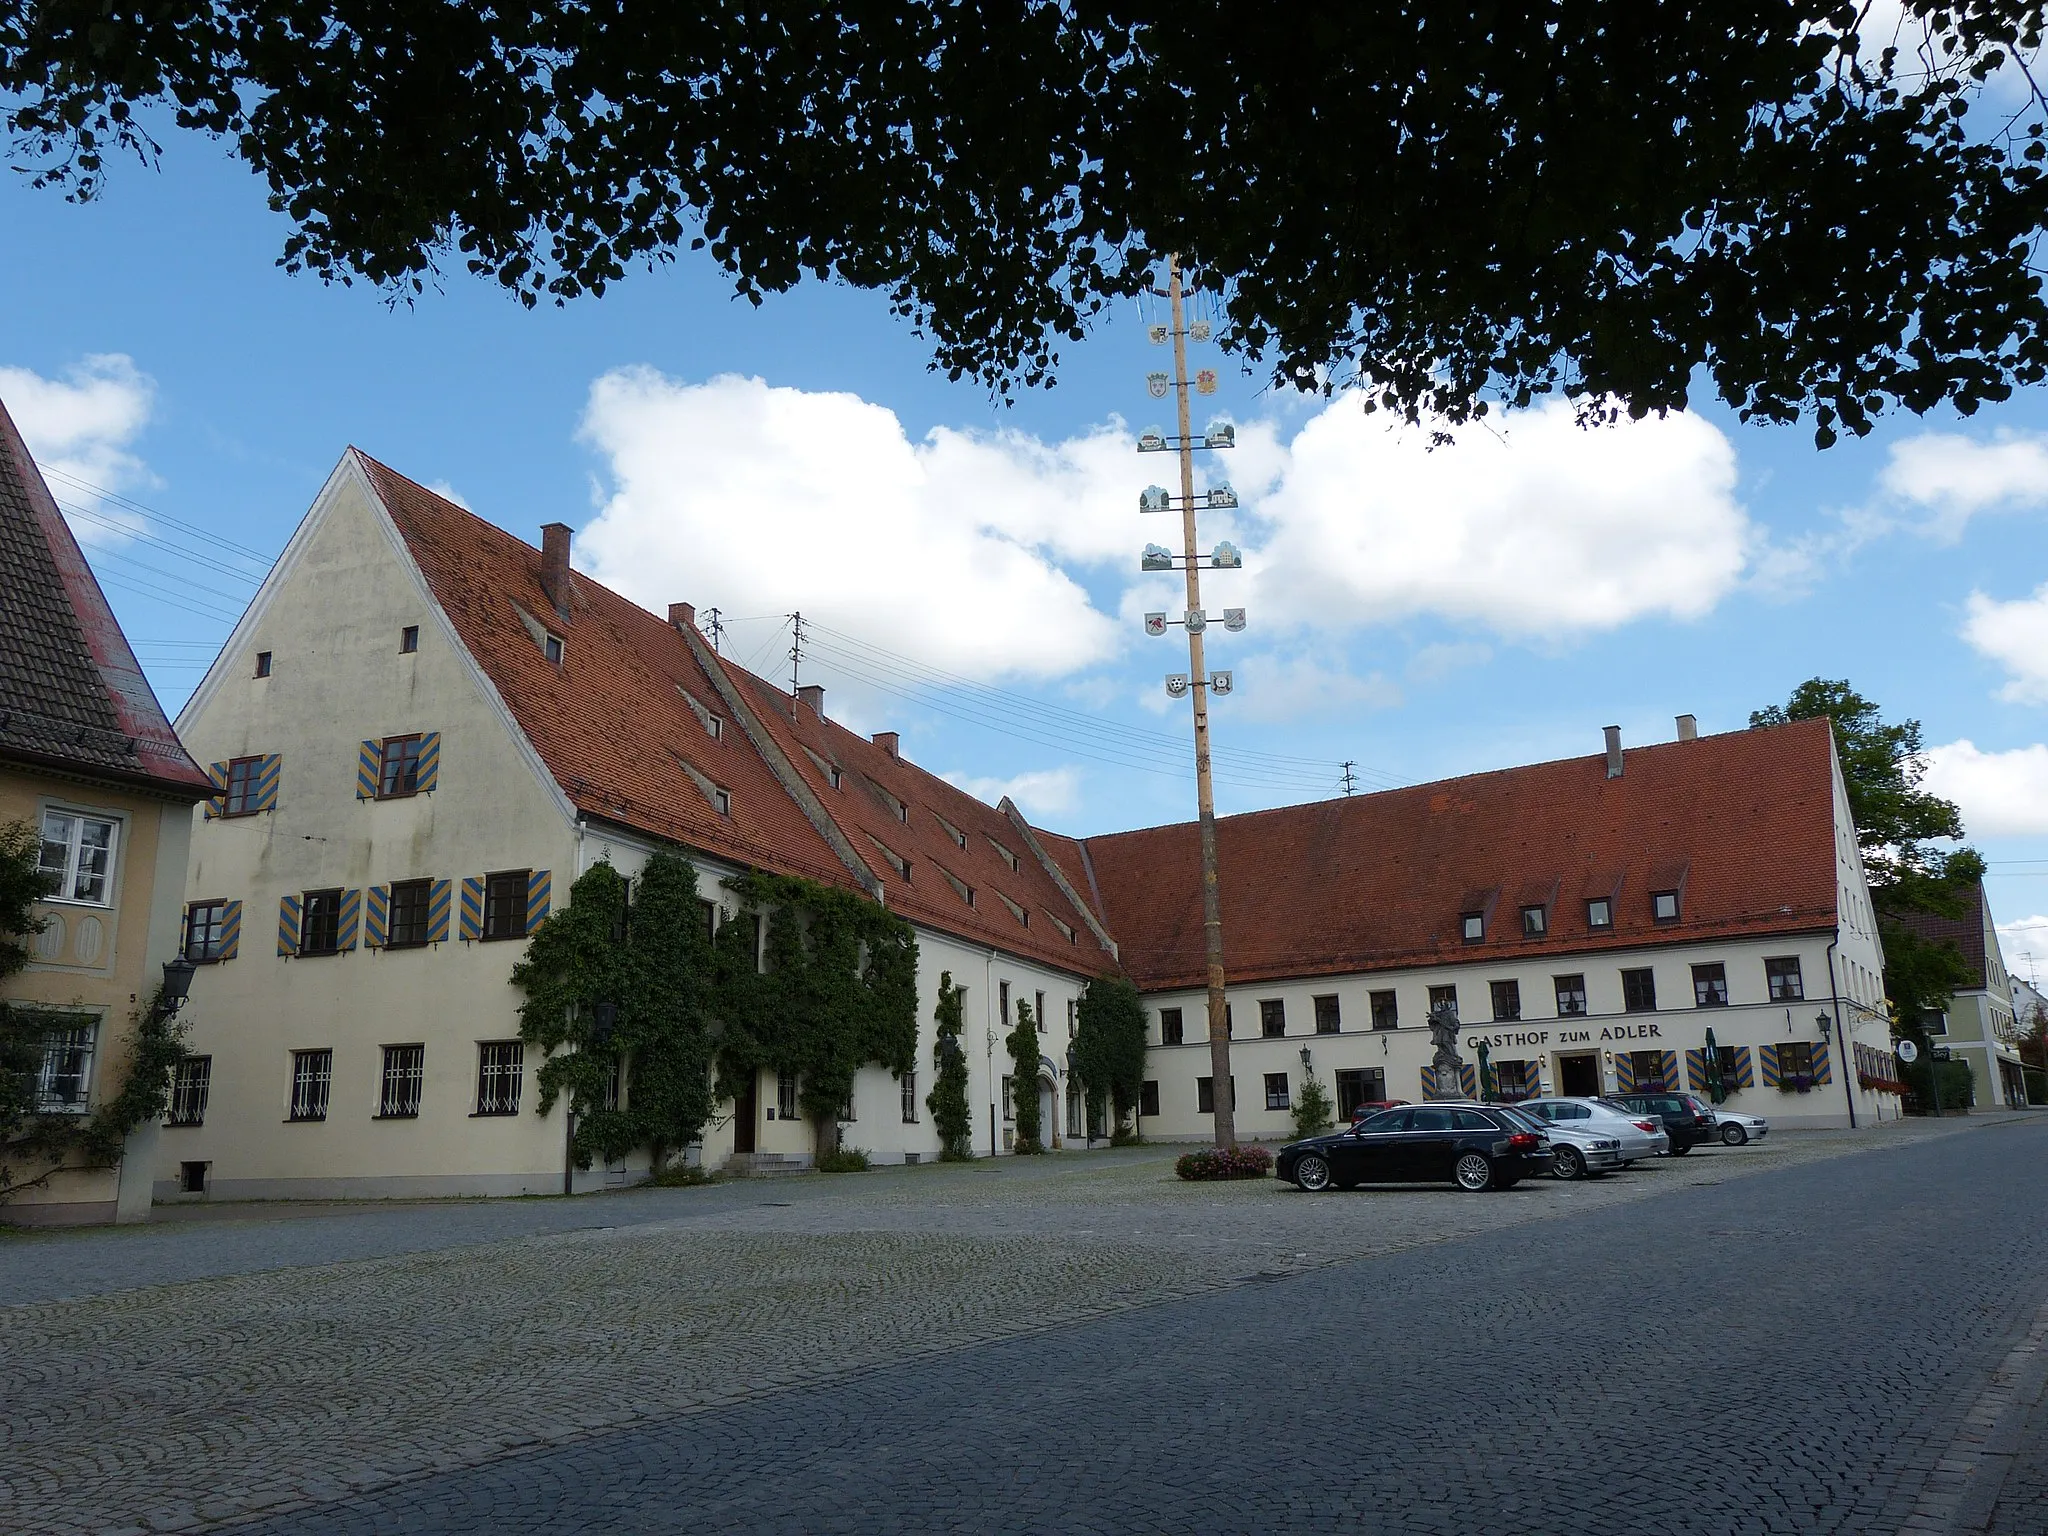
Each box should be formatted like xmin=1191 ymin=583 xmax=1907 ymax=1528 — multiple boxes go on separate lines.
xmin=1495 ymin=1104 xmax=1622 ymax=1180
xmin=1520 ymin=1098 xmax=1668 ymax=1163
xmin=1712 ymin=1108 xmax=1769 ymax=1146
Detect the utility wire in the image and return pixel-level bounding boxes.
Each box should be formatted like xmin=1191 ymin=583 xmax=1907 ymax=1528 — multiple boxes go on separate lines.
xmin=34 ymin=461 xmax=275 ymax=563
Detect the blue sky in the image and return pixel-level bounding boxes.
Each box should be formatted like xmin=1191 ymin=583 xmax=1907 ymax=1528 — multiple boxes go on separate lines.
xmin=9 ymin=133 xmax=2048 ymax=977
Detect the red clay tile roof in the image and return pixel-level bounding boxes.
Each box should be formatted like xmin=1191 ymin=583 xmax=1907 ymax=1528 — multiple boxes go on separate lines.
xmin=0 ymin=397 xmax=209 ymax=797
xmin=1890 ymin=889 xmax=1994 ymax=992
xmin=1075 ymin=718 xmax=1843 ymax=990
xmin=359 ymin=454 xmax=859 ymax=890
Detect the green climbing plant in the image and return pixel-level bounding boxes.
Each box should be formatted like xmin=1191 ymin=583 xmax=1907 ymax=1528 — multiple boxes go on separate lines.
xmin=1007 ymin=998 xmax=1045 ymax=1154
xmin=1072 ymin=973 xmax=1148 ymax=1138
xmin=926 ymin=970 xmax=974 ymax=1160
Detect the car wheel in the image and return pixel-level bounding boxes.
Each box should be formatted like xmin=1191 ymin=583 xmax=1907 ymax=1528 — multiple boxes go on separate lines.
xmin=1721 ymin=1123 xmax=1748 ymax=1147
xmin=1552 ymin=1145 xmax=1586 ymax=1181
xmin=1670 ymin=1140 xmax=1692 ymax=1156
xmin=1454 ymin=1151 xmax=1494 ymax=1191
xmin=1294 ymin=1153 xmax=1333 ymax=1192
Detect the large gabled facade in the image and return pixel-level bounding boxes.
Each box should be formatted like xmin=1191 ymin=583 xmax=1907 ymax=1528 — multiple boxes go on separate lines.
xmin=158 ymin=454 xmax=1110 ymax=1200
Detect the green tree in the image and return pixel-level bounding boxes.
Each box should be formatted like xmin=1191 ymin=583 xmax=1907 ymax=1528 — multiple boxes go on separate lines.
xmin=11 ymin=7 xmax=2048 ymax=438
xmin=0 ymin=820 xmax=53 ymax=1144
xmin=1291 ymin=1072 xmax=1335 ymax=1141
xmin=925 ymin=971 xmax=974 ymax=1160
xmin=1071 ymin=973 xmax=1147 ymax=1136
xmin=1006 ymin=999 xmax=1044 ymax=1154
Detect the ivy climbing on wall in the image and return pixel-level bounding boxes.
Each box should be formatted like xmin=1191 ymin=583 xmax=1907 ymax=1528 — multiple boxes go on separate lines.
xmin=926 ymin=970 xmax=974 ymax=1160
xmin=1072 ymin=973 xmax=1149 ymax=1139
xmin=1007 ymin=998 xmax=1045 ymax=1154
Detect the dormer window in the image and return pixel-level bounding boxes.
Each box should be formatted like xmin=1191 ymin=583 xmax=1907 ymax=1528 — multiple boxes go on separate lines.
xmin=829 ymin=765 xmax=842 ymax=789
xmin=543 ymin=634 xmax=564 ymax=666
xmin=1587 ymin=898 xmax=1613 ymax=929
xmin=713 ymin=788 xmax=731 ymax=817
xmin=1521 ymin=904 xmax=1547 ymax=937
xmin=935 ymin=813 xmax=969 ymax=850
xmin=1461 ymin=912 xmax=1484 ymax=943
xmin=987 ymin=837 xmax=1020 ymax=873
xmin=1652 ymin=890 xmax=1680 ymax=923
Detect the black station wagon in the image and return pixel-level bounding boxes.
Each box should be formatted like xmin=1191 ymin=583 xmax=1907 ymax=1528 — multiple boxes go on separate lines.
xmin=1276 ymin=1103 xmax=1551 ymax=1193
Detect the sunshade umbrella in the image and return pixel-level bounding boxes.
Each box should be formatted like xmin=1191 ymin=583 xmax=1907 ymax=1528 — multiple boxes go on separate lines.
xmin=1703 ymin=1026 xmax=1724 ymax=1104
xmin=1476 ymin=1039 xmax=1494 ymax=1102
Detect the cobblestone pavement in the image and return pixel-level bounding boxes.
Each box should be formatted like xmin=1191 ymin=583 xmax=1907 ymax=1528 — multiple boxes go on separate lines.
xmin=2 ymin=1113 xmax=2043 ymax=1535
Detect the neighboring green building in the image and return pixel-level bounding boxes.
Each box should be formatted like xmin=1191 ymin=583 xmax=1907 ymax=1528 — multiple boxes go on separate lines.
xmin=1893 ymin=887 xmax=2030 ymax=1111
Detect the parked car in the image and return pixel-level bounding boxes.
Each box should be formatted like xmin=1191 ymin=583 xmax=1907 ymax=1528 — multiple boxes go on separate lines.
xmin=1519 ymin=1097 xmax=1668 ymax=1163
xmin=1491 ymin=1103 xmax=1622 ymax=1180
xmin=1347 ymin=1098 xmax=1411 ymax=1122
xmin=1279 ymin=1103 xmax=1550 ymax=1193
xmin=1711 ymin=1107 xmax=1769 ymax=1146
xmin=1613 ymin=1091 xmax=1717 ymax=1154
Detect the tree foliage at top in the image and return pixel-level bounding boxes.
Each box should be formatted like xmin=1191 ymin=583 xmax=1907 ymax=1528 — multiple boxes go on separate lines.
xmin=1071 ymin=973 xmax=1147 ymax=1132
xmin=10 ymin=4 xmax=2048 ymax=439
xmin=1751 ymin=678 xmax=1986 ymax=916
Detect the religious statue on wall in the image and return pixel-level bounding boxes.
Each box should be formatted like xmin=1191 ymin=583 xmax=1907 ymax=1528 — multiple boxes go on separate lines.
xmin=1426 ymin=1000 xmax=1463 ymax=1096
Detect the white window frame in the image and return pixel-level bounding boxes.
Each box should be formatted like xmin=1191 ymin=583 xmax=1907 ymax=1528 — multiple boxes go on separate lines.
xmin=37 ymin=806 xmax=120 ymax=907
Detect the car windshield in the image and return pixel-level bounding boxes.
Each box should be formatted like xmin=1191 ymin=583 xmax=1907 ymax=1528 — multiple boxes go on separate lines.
xmin=1353 ymin=1109 xmax=1405 ymax=1132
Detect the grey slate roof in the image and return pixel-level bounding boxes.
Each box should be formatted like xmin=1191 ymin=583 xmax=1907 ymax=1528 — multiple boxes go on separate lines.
xmin=0 ymin=396 xmax=209 ymax=796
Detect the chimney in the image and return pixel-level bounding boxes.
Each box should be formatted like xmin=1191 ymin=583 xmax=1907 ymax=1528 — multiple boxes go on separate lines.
xmin=1603 ymin=724 xmax=1624 ymax=779
xmin=872 ymin=730 xmax=900 ymax=758
xmin=1676 ymin=713 xmax=1698 ymax=742
xmin=798 ymin=684 xmax=826 ymax=717
xmin=669 ymin=602 xmax=695 ymax=631
xmin=540 ymin=523 xmax=572 ymax=620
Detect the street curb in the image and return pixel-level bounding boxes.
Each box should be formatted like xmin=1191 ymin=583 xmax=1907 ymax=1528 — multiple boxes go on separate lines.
xmin=1906 ymin=1296 xmax=2048 ymax=1533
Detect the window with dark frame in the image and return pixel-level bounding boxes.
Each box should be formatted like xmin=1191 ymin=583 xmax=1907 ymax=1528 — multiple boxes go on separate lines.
xmin=184 ymin=899 xmax=231 ymax=962
xmin=384 ymin=879 xmax=432 ymax=947
xmin=378 ymin=735 xmax=424 ymax=798
xmin=699 ymin=899 xmax=717 ymax=941
xmin=400 ymin=624 xmax=420 ymax=653
xmin=1692 ymin=962 xmax=1730 ymax=1007
xmin=1621 ymin=967 xmax=1658 ymax=1012
xmin=1036 ymin=990 xmax=1047 ymax=1033
xmin=1335 ymin=1067 xmax=1388 ymax=1119
xmin=1159 ymin=1007 xmax=1184 ymax=1046
xmin=1489 ymin=979 xmax=1522 ymax=1021
xmin=1428 ymin=983 xmax=1459 ymax=1016
xmin=254 ymin=650 xmax=272 ymax=678
xmin=167 ymin=1056 xmax=211 ymax=1127
xmin=1461 ymin=912 xmax=1485 ymax=942
xmin=901 ymin=1070 xmax=918 ymax=1124
xmin=1522 ymin=904 xmax=1548 ymax=936
xmin=1260 ymin=998 xmax=1287 ymax=1038
xmin=1652 ymin=890 xmax=1681 ymax=922
xmin=1370 ymin=990 xmax=1399 ymax=1030
xmin=1264 ymin=1072 xmax=1291 ymax=1111
xmin=1716 ymin=1045 xmax=1743 ymax=1083
xmin=1766 ymin=956 xmax=1805 ymax=1001
xmin=379 ymin=1045 xmax=425 ymax=1118
xmin=1587 ymin=897 xmax=1613 ymax=929
xmin=223 ymin=756 xmax=263 ymax=816
xmin=1196 ymin=1076 xmax=1236 ymax=1114
xmin=1313 ymin=994 xmax=1341 ymax=1034
xmin=482 ymin=871 xmax=528 ymax=941
xmin=1627 ymin=1049 xmax=1670 ymax=1090
xmin=778 ymin=1069 xmax=799 ymax=1118
xmin=1139 ymin=1080 xmax=1160 ymax=1117
xmin=544 ymin=634 xmax=564 ymax=666
xmin=1002 ymin=1075 xmax=1015 ymax=1122
xmin=999 ymin=980 xmax=1011 ymax=1026
xmin=1554 ymin=974 xmax=1588 ymax=1016
xmin=475 ymin=1041 xmax=523 ymax=1115
xmin=1779 ymin=1041 xmax=1816 ymax=1079
xmin=289 ymin=1049 xmax=332 ymax=1121
xmin=300 ymin=889 xmax=342 ymax=955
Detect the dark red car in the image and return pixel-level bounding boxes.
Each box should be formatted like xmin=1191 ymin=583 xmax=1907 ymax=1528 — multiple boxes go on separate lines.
xmin=1349 ymin=1098 xmax=1411 ymax=1122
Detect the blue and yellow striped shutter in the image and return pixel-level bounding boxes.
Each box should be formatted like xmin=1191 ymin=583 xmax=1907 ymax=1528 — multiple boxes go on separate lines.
xmin=416 ymin=732 xmax=441 ymax=793
xmin=277 ymin=894 xmax=302 ymax=957
xmin=203 ymin=762 xmax=228 ymax=819
xmin=1684 ymin=1049 xmax=1709 ymax=1092
xmin=1458 ymin=1062 xmax=1478 ymax=1097
xmin=428 ymin=879 xmax=453 ymax=943
xmin=1730 ymin=1046 xmax=1755 ymax=1089
xmin=356 ymin=740 xmax=381 ymax=799
xmin=1811 ymin=1040 xmax=1832 ymax=1084
xmin=337 ymin=888 xmax=361 ymax=951
xmin=363 ymin=885 xmax=389 ymax=949
xmin=219 ymin=899 xmax=242 ymax=960
xmin=1659 ymin=1050 xmax=1679 ymax=1092
xmin=1758 ymin=1043 xmax=1781 ymax=1087
xmin=526 ymin=869 xmax=552 ymax=933
xmin=1614 ymin=1054 xmax=1637 ymax=1093
xmin=254 ymin=753 xmax=283 ymax=812
xmin=459 ymin=877 xmax=485 ymax=941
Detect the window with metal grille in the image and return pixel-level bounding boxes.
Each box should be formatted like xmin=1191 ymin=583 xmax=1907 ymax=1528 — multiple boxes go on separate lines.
xmin=1313 ymin=994 xmax=1341 ymax=1034
xmin=223 ymin=756 xmax=263 ymax=816
xmin=475 ymin=1042 xmax=523 ymax=1115
xmin=34 ymin=1017 xmax=96 ymax=1112
xmin=1554 ymin=974 xmax=1588 ymax=1016
xmin=1264 ymin=1072 xmax=1290 ymax=1110
xmin=603 ymin=1056 xmax=623 ymax=1111
xmin=1159 ymin=1007 xmax=1183 ymax=1045
xmin=1139 ymin=1079 xmax=1160 ymax=1117
xmin=166 ymin=1056 xmax=211 ymax=1126
xmin=901 ymin=1070 xmax=918 ymax=1124
xmin=37 ymin=809 xmax=117 ymax=905
xmin=1260 ymin=998 xmax=1286 ymax=1037
xmin=1002 ymin=1075 xmax=1015 ymax=1121
xmin=387 ymin=879 xmax=431 ymax=947
xmin=1370 ymin=990 xmax=1398 ymax=1030
xmin=1490 ymin=979 xmax=1521 ymax=1021
xmin=300 ymin=889 xmax=342 ymax=955
xmin=378 ymin=735 xmax=424 ymax=798
xmin=777 ymin=1070 xmax=798 ymax=1119
xmin=184 ymin=899 xmax=231 ymax=962
xmin=1766 ymin=956 xmax=1805 ymax=1001
xmin=290 ymin=1049 xmax=332 ymax=1121
xmin=1692 ymin=963 xmax=1729 ymax=1007
xmin=1621 ymin=968 xmax=1658 ymax=1012
xmin=483 ymin=871 xmax=528 ymax=941
xmin=379 ymin=1045 xmax=424 ymax=1117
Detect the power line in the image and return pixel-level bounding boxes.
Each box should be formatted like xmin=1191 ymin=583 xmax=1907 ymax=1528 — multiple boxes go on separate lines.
xmin=33 ymin=461 xmax=275 ymax=563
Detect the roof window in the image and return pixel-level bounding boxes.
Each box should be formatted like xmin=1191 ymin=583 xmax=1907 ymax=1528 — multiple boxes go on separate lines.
xmin=1049 ymin=913 xmax=1076 ymax=944
xmin=543 ymin=633 xmax=564 ymax=666
xmin=866 ymin=835 xmax=911 ymax=883
xmin=940 ymin=867 xmax=976 ymax=907
xmin=935 ymin=813 xmax=969 ymax=850
xmin=1587 ymin=897 xmax=1613 ymax=929
xmin=997 ymin=891 xmax=1029 ymax=928
xmin=677 ymin=687 xmax=724 ymax=741
xmin=1521 ymin=904 xmax=1547 ymax=937
xmin=987 ymin=836 xmax=1020 ymax=872
xmin=1461 ymin=912 xmax=1484 ymax=943
xmin=1652 ymin=890 xmax=1681 ymax=923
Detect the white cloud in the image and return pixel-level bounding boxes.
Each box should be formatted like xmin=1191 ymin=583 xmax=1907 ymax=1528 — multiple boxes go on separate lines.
xmin=576 ymin=369 xmax=1121 ymax=682
xmin=940 ymin=766 xmax=1081 ymax=818
xmin=1997 ymin=919 xmax=2048 ymax=993
xmin=0 ymin=354 xmax=157 ymax=543
xmin=1880 ymin=431 xmax=2048 ymax=539
xmin=1922 ymin=739 xmax=2048 ymax=836
xmin=1960 ymin=585 xmax=2048 ymax=704
xmin=427 ymin=479 xmax=473 ymax=511
xmin=1244 ymin=399 xmax=1751 ymax=638
xmin=1230 ymin=650 xmax=1402 ymax=723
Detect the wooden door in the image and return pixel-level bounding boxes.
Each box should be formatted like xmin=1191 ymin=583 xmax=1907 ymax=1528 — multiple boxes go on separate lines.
xmin=733 ymin=1072 xmax=758 ymax=1153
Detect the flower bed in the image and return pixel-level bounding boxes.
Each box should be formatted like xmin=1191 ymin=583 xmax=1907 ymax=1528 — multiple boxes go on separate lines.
xmin=1175 ymin=1145 xmax=1273 ymax=1181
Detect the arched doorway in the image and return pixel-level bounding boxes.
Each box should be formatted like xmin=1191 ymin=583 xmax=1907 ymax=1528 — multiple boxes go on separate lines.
xmin=1038 ymin=1073 xmax=1057 ymax=1150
